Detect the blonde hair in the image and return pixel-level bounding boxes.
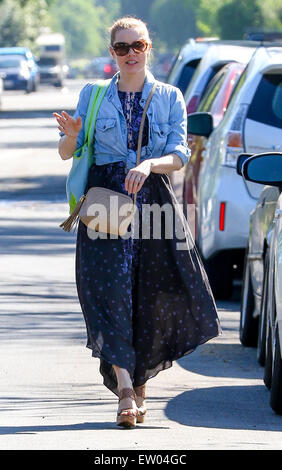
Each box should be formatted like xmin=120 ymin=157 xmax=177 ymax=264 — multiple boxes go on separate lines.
xmin=110 ymin=16 xmax=151 ymax=46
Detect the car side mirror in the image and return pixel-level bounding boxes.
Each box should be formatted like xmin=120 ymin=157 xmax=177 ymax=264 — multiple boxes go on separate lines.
xmin=187 ymin=112 xmax=213 ymax=138
xmin=236 ymin=153 xmax=253 ymax=176
xmin=242 ymin=152 xmax=282 ymax=188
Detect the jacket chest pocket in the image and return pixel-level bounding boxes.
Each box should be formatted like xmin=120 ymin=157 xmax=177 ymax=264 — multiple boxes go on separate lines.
xmin=95 ymin=118 xmax=118 ymax=150
xmin=150 ymin=122 xmax=172 ymax=154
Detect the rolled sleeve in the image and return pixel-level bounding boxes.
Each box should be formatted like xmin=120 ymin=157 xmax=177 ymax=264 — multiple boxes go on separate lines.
xmin=59 ymin=83 xmax=92 ymax=152
xmin=164 ymin=87 xmax=191 ymax=167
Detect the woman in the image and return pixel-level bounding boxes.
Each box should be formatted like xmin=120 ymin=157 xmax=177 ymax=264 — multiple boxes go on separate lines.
xmin=54 ymin=17 xmax=221 ymax=428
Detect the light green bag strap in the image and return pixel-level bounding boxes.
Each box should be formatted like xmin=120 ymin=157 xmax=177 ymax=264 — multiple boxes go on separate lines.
xmin=86 ymin=82 xmax=109 ymax=148
xmin=73 ymin=80 xmax=110 ymax=162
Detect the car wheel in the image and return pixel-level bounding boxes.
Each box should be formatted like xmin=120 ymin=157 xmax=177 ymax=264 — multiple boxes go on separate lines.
xmin=257 ymin=250 xmax=269 ymax=365
xmin=264 ymin=318 xmax=273 ymax=390
xmin=239 ymin=248 xmax=258 ymax=346
xmin=205 ymin=253 xmax=233 ymax=300
xmin=270 ymin=327 xmax=282 ymax=414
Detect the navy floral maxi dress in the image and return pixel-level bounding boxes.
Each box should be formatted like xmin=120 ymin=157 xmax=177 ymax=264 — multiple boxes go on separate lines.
xmin=75 ymin=91 xmax=221 ymax=397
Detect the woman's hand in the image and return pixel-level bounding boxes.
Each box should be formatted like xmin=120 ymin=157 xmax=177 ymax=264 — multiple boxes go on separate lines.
xmin=53 ymin=110 xmax=82 ymax=139
xmin=125 ymin=160 xmax=153 ymax=195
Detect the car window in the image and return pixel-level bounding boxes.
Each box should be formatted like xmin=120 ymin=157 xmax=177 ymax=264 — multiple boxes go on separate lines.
xmin=247 ymin=73 xmax=282 ymax=128
xmin=176 ymin=59 xmax=200 ymax=94
xmin=0 ymin=57 xmax=22 ymax=68
xmin=37 ymin=57 xmax=57 ymax=66
xmin=197 ymin=70 xmax=226 ymax=112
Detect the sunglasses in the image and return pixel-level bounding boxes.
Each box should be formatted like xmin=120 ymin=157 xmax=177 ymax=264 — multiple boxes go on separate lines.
xmin=112 ymin=39 xmax=149 ymax=56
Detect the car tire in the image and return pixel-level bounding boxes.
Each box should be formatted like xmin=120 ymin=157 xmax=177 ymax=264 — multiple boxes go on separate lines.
xmin=205 ymin=253 xmax=233 ymax=300
xmin=264 ymin=319 xmax=273 ymax=390
xmin=270 ymin=327 xmax=282 ymax=414
xmin=239 ymin=248 xmax=258 ymax=347
xmin=257 ymin=250 xmax=269 ymax=366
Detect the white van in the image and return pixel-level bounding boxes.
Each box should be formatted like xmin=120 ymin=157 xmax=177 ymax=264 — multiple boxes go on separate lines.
xmin=187 ymin=46 xmax=282 ymax=298
xmin=36 ymin=32 xmax=66 ymax=87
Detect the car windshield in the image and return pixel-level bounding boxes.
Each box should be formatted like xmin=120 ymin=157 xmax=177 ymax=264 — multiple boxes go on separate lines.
xmin=0 ymin=55 xmax=23 ymax=68
xmin=37 ymin=57 xmax=57 ymax=66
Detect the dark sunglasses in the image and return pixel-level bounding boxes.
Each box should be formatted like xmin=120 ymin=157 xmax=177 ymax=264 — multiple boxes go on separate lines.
xmin=112 ymin=39 xmax=149 ymax=56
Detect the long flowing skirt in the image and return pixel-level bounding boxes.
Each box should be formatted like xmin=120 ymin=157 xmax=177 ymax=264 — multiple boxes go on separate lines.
xmin=75 ymin=161 xmax=221 ymax=396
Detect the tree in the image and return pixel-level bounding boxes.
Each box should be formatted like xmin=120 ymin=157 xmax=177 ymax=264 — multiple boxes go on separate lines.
xmin=49 ymin=0 xmax=118 ymax=58
xmin=217 ymin=0 xmax=264 ymax=39
xmin=258 ymin=0 xmax=282 ymax=31
xmin=150 ymin=0 xmax=197 ymax=51
xmin=120 ymin=0 xmax=152 ymax=23
xmin=195 ymin=0 xmax=226 ymax=37
xmin=0 ymin=0 xmax=50 ymax=48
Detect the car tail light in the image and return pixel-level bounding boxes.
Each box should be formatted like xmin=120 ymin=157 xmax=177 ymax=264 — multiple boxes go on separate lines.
xmin=104 ymin=64 xmax=112 ymax=74
xmin=187 ymin=94 xmax=200 ymax=114
xmin=219 ymin=202 xmax=226 ymax=231
xmin=222 ymin=104 xmax=248 ymax=167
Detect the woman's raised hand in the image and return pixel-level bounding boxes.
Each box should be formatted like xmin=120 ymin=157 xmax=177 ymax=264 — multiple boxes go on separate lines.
xmin=53 ymin=110 xmax=82 ymax=139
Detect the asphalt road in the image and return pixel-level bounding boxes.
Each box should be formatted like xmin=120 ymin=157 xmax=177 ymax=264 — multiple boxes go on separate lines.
xmin=0 ymin=81 xmax=282 ymax=451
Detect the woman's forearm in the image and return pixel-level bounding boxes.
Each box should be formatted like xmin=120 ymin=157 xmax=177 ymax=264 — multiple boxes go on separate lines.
xmin=58 ymin=135 xmax=78 ymax=160
xmin=149 ymin=154 xmax=183 ymax=174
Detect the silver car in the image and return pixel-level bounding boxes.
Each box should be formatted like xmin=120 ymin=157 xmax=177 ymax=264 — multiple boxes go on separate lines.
xmin=187 ymin=46 xmax=282 ymax=299
xmin=241 ymin=152 xmax=282 ymax=415
xmin=166 ymin=37 xmax=219 ymax=94
xmin=184 ymin=41 xmax=258 ymax=114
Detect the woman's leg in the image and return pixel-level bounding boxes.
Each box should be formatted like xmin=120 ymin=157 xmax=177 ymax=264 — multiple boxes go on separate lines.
xmin=134 ymin=384 xmax=147 ymax=422
xmin=113 ymin=365 xmax=138 ymax=415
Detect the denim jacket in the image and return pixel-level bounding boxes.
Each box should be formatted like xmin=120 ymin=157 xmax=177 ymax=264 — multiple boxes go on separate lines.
xmin=65 ymin=70 xmax=190 ymax=171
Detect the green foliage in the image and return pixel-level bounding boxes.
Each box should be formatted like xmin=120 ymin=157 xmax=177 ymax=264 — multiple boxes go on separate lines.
xmin=150 ymin=0 xmax=197 ymax=51
xmin=258 ymin=0 xmax=282 ymax=31
xmin=119 ymin=0 xmax=152 ymax=22
xmin=1 ymin=0 xmax=282 ymax=58
xmin=0 ymin=0 xmax=50 ymax=49
xmin=49 ymin=0 xmax=118 ymax=58
xmin=217 ymin=0 xmax=264 ymax=39
xmin=195 ymin=0 xmax=226 ymax=37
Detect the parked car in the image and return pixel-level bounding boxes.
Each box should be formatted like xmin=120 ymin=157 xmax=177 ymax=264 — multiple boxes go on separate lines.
xmin=84 ymin=57 xmax=118 ymax=79
xmin=183 ymin=61 xmax=247 ymax=235
xmin=184 ymin=41 xmax=258 ymax=114
xmin=0 ymin=47 xmax=39 ymax=92
xmin=166 ymin=37 xmax=219 ymax=94
xmin=238 ymin=158 xmax=279 ymax=360
xmin=241 ymin=152 xmax=282 ymax=415
xmin=186 ymin=46 xmax=282 ymax=299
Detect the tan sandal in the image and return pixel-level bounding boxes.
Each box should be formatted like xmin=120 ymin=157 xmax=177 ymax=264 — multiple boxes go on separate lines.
xmin=116 ymin=388 xmax=138 ymax=428
xmin=134 ymin=384 xmax=147 ymax=423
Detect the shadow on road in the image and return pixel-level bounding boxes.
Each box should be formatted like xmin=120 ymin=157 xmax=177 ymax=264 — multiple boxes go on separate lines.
xmin=165 ymin=385 xmax=282 ymax=431
xmin=177 ymin=342 xmax=263 ymax=380
xmin=0 ymin=109 xmax=75 ymax=119
xmin=0 ymin=221 xmax=76 ymax=256
xmin=0 ymin=174 xmax=67 ymax=202
xmin=0 ymin=422 xmax=168 ymax=434
xmin=1 ymin=141 xmax=59 ymax=149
